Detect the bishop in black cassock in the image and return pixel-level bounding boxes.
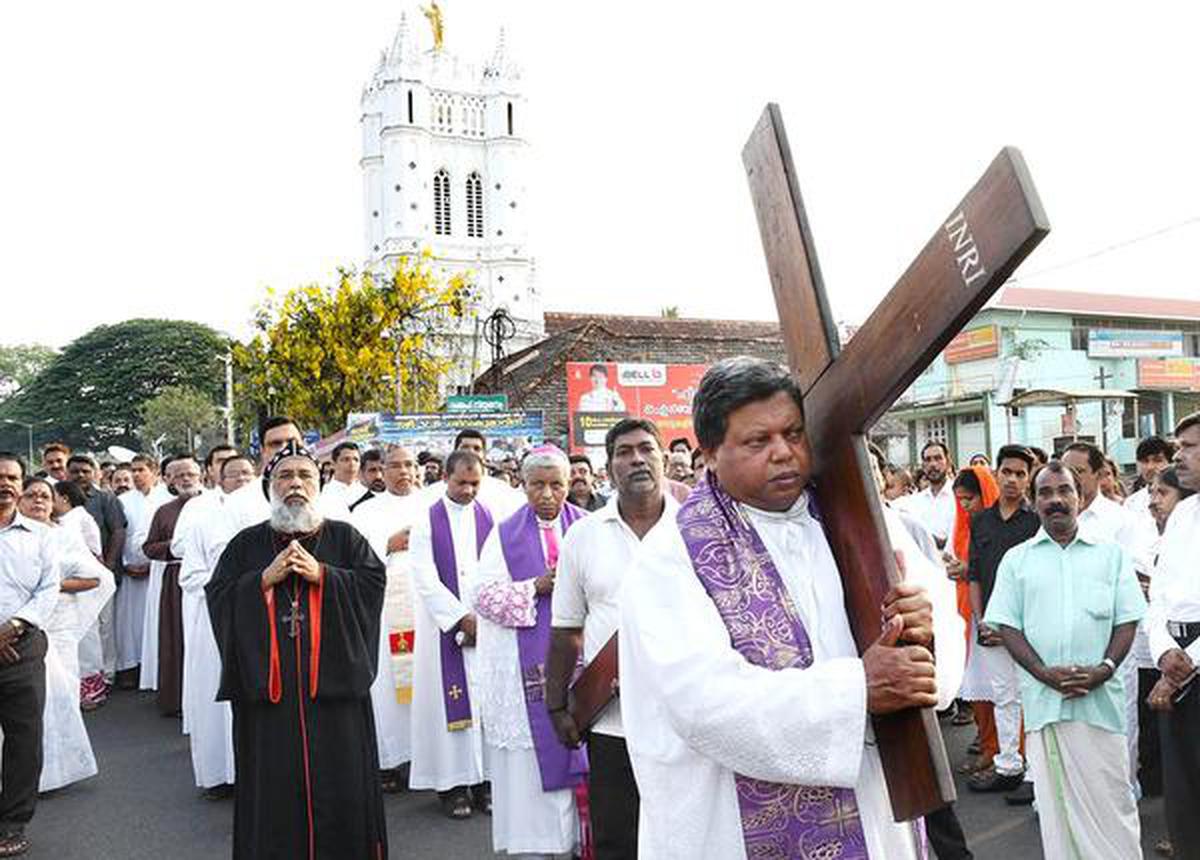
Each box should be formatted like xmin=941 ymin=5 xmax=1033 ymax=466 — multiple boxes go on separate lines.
xmin=207 ymin=442 xmax=388 ymax=860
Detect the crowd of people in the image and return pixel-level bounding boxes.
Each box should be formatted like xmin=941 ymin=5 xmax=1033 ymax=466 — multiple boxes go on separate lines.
xmin=0 ymin=354 xmax=1197 ymax=860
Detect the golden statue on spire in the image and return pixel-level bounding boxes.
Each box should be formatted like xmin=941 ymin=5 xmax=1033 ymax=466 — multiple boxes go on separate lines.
xmin=421 ymin=2 xmax=444 ymax=52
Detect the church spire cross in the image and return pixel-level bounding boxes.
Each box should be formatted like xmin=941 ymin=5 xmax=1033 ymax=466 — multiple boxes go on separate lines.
xmin=742 ymin=103 xmax=1049 ymax=821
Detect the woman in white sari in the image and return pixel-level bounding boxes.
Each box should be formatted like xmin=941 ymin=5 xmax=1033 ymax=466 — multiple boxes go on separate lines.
xmin=16 ymin=478 xmax=115 ymax=791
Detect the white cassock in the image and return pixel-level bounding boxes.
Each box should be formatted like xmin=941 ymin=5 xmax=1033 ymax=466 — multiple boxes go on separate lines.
xmin=474 ymin=518 xmax=579 ymax=857
xmin=619 ymin=495 xmax=963 ymax=860
xmin=353 ymin=490 xmax=425 ymax=769
xmin=115 ymin=485 xmax=168 ymax=673
xmin=172 ymin=491 xmax=221 ymax=735
xmin=407 ymin=495 xmax=489 ymax=791
xmin=420 ymin=474 xmax=525 ymax=521
xmin=176 ymin=491 xmax=242 ymax=788
xmin=320 ymin=478 xmax=358 ymax=510
xmin=39 ymin=525 xmax=116 ymax=790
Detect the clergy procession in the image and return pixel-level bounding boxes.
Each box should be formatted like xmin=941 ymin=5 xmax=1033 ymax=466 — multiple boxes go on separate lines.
xmin=4 ymin=4 xmax=1200 ymax=860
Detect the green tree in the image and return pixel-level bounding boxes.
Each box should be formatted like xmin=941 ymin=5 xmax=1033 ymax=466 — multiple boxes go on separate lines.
xmin=234 ymin=257 xmax=470 ymax=435
xmin=660 ymin=306 xmax=680 ymax=319
xmin=0 ymin=319 xmax=227 ymax=451
xmin=0 ymin=344 xmax=57 ymax=400
xmin=139 ymin=385 xmax=224 ymax=455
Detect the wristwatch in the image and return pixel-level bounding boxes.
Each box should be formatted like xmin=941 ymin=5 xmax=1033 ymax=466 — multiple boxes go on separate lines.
xmin=8 ymin=618 xmax=25 ymax=636
xmin=1100 ymin=657 xmax=1118 ymax=676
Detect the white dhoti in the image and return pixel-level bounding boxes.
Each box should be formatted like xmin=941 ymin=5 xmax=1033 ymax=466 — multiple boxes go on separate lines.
xmin=488 ymin=745 xmax=577 ymax=858
xmin=114 ymin=575 xmax=148 ymax=671
xmin=370 ymin=604 xmax=412 ymax=769
xmin=138 ymin=560 xmax=166 ymax=688
xmin=1026 ymin=721 xmax=1142 ymax=860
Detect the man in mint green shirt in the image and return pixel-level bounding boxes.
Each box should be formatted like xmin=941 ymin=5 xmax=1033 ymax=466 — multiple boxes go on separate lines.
xmin=985 ymin=460 xmax=1145 ymax=860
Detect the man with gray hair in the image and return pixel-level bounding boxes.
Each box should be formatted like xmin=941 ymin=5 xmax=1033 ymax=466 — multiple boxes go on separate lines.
xmin=473 ymin=445 xmax=587 ymax=858
xmin=207 ymin=440 xmax=387 ymax=859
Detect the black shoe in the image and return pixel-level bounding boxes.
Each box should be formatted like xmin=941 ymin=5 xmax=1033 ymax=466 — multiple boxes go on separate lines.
xmin=967 ymin=768 xmax=1025 ymax=793
xmin=1004 ymin=781 xmax=1035 ymax=805
xmin=471 ymin=782 xmax=492 ymax=815
xmin=203 ymin=783 xmax=234 ymax=801
xmin=438 ymin=788 xmax=472 ymax=820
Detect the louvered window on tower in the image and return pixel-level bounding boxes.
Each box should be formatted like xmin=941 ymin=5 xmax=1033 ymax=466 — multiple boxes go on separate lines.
xmin=434 ymin=169 xmax=451 ymax=236
xmin=466 ymin=172 xmax=483 ymax=238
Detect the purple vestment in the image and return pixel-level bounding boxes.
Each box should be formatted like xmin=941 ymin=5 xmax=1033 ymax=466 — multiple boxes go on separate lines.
xmin=498 ymin=503 xmax=589 ymax=792
xmin=429 ymin=498 xmax=494 ymax=730
xmin=678 ymin=471 xmax=869 ymax=860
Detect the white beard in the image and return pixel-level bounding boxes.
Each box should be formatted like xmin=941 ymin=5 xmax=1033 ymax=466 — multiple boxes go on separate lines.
xmin=269 ymin=493 xmax=323 ymax=534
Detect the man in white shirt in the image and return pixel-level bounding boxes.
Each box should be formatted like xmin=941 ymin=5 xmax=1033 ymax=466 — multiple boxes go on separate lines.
xmin=0 ymin=452 xmax=61 ymax=857
xmin=547 ymin=418 xmax=677 ymax=860
xmin=1124 ymin=435 xmax=1175 ymax=518
xmin=353 ymin=444 xmax=425 ymax=789
xmin=905 ymin=440 xmax=958 ymax=549
xmin=620 ymin=357 xmax=953 ymax=860
xmin=408 ymin=451 xmax=495 ymax=818
xmin=320 ymin=442 xmax=361 ymax=508
xmin=1146 ymin=411 xmax=1200 ymax=858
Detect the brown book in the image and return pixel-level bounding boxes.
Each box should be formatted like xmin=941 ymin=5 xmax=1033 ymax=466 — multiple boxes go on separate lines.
xmin=568 ymin=633 xmax=619 ymax=732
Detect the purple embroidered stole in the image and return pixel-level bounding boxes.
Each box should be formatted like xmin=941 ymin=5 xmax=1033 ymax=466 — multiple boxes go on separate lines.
xmin=499 ymin=503 xmax=589 ymax=792
xmin=430 ymin=498 xmax=494 ymax=731
xmin=678 ymin=472 xmax=869 ymax=860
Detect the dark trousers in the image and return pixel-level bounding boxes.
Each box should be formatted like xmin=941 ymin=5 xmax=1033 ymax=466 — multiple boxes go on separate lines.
xmin=587 ymin=733 xmax=639 ymax=860
xmin=0 ymin=630 xmax=47 ymax=836
xmin=1137 ymin=668 xmax=1164 ymax=796
xmin=1160 ymin=682 xmax=1200 ymax=860
xmin=925 ymin=803 xmax=973 ymax=860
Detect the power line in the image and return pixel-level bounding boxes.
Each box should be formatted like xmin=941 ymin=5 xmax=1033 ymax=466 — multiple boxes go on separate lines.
xmin=1011 ymin=215 xmax=1200 ymax=282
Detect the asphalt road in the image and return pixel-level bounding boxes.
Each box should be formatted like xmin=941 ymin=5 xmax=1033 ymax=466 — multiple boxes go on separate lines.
xmin=24 ymin=690 xmax=1169 ymax=858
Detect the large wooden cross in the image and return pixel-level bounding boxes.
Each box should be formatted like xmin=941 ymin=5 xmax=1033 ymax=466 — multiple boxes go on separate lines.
xmin=743 ymin=104 xmax=1049 ymax=821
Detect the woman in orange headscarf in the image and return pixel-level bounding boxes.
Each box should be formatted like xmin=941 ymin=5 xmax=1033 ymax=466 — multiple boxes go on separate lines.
xmin=945 ymin=466 xmax=1001 ymax=771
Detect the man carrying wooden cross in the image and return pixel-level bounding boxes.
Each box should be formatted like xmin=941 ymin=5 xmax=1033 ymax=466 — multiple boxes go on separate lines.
xmin=618 ymin=104 xmax=1048 ymax=858
xmin=619 ymin=357 xmax=961 ymax=859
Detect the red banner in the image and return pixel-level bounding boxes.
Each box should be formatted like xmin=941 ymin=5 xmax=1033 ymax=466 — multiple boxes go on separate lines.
xmin=1138 ymin=358 xmax=1200 ymax=392
xmin=944 ymin=324 xmax=1000 ymax=364
xmin=566 ymin=362 xmax=706 ymax=461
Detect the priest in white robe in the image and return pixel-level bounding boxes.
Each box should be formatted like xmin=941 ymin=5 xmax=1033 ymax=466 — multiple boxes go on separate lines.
xmin=114 ymin=461 xmax=169 ymax=683
xmin=620 ymin=357 xmax=956 ymax=860
xmin=352 ymin=444 xmax=425 ymax=784
xmin=175 ymin=454 xmax=256 ymax=796
xmin=408 ymin=450 xmax=494 ymax=817
xmin=474 ymin=445 xmax=586 ymax=859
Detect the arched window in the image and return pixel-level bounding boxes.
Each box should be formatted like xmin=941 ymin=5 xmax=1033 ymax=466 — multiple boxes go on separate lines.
xmin=434 ymin=169 xmax=451 ymax=236
xmin=465 ymin=172 xmax=483 ymax=238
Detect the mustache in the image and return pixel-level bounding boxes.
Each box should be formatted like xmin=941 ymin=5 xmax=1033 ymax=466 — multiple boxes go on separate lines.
xmin=1044 ymin=504 xmax=1071 ymax=517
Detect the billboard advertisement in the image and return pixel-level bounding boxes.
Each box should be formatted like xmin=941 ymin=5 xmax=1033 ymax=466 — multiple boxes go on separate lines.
xmin=566 ymin=362 xmax=706 ymax=464
xmin=1088 ymin=330 xmax=1185 ymax=359
xmin=318 ymin=410 xmax=544 ymax=460
xmin=1137 ymin=358 xmax=1200 ymax=392
xmin=944 ymin=325 xmax=1000 ymax=364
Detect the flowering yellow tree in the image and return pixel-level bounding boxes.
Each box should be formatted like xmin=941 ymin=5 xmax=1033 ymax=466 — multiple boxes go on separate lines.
xmin=234 ymin=256 xmax=471 ymax=434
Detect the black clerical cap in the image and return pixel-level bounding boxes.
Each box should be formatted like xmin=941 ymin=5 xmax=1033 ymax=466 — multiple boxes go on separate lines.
xmin=263 ymin=440 xmax=319 ymax=481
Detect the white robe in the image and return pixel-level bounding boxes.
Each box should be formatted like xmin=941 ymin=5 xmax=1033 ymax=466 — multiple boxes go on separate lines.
xmin=475 ymin=517 xmax=579 ymax=857
xmin=172 ymin=491 xmax=221 ymax=736
xmin=177 ymin=492 xmax=240 ymax=788
xmin=39 ymin=525 xmax=115 ymax=791
xmin=353 ymin=490 xmax=425 ymax=769
xmin=419 ymin=474 xmax=525 ymax=521
xmin=619 ymin=494 xmax=963 ymax=860
xmin=115 ymin=486 xmax=168 ymax=671
xmin=407 ymin=495 xmax=489 ymax=791
xmin=59 ymin=506 xmax=107 ymax=678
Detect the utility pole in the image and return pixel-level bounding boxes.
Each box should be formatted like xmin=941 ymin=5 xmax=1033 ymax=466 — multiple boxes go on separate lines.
xmin=223 ymin=351 xmax=235 ymax=444
xmin=1095 ymin=366 xmax=1111 ymax=452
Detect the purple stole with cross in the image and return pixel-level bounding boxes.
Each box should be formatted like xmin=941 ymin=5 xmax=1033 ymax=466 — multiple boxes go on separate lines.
xmin=429 ymin=497 xmax=494 ymax=731
xmin=678 ymin=471 xmax=869 ymax=860
xmin=499 ymin=502 xmax=589 ymax=792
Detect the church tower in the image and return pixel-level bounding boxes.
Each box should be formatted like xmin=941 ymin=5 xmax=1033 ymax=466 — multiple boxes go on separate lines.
xmin=361 ymin=10 xmax=543 ymax=390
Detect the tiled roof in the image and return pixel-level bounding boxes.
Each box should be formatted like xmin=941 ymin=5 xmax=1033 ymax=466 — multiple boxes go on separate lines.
xmin=543 ymin=311 xmax=780 ymax=340
xmin=993 ymin=287 xmax=1200 ymax=321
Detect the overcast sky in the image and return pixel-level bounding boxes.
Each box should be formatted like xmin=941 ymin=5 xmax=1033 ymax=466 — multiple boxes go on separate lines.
xmin=3 ymin=2 xmax=1199 ymax=349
